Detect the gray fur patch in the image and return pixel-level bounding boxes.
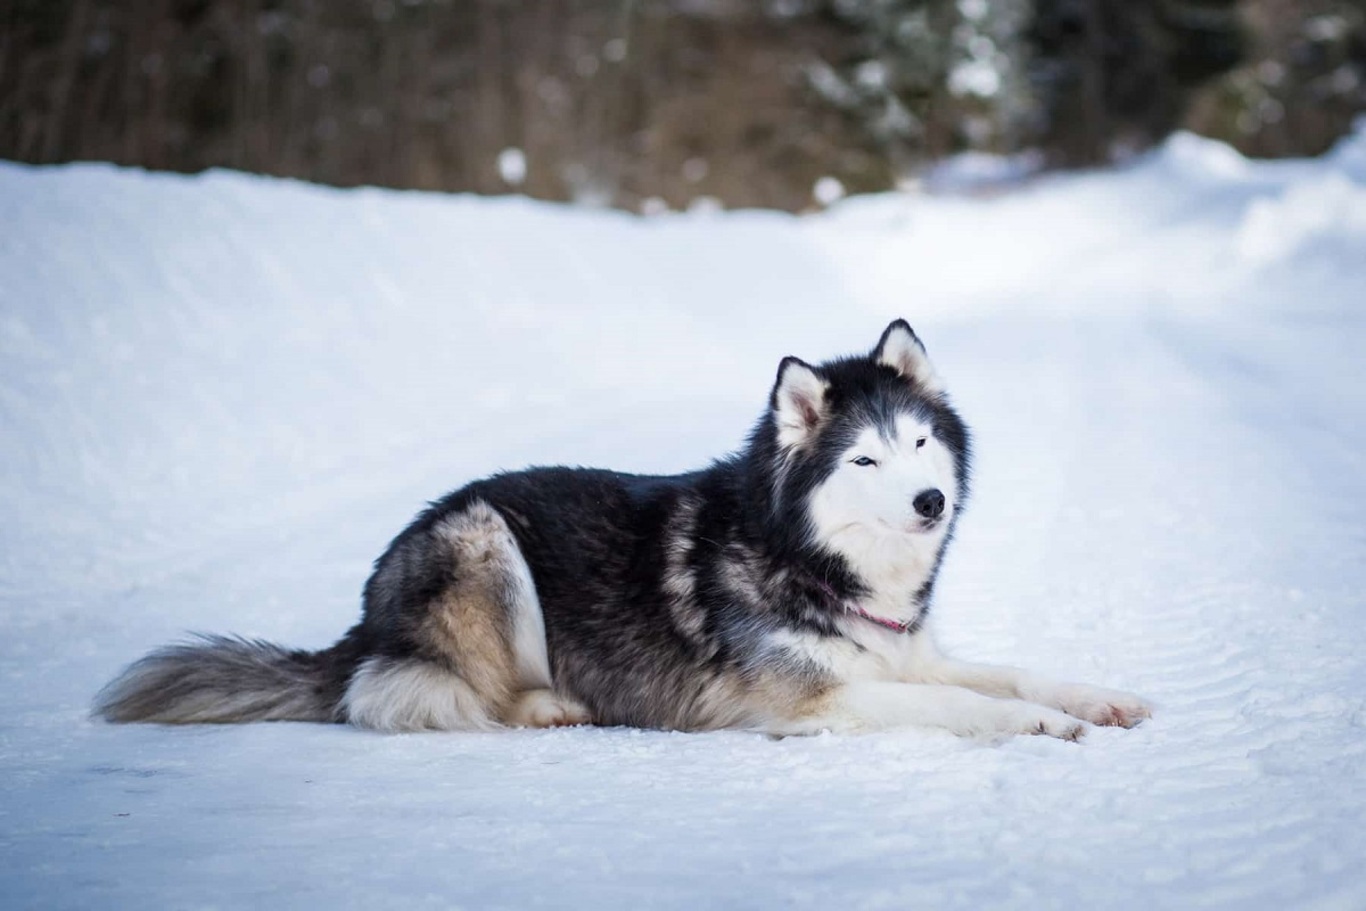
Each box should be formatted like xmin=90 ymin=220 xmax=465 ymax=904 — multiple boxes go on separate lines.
xmin=662 ymin=494 xmax=707 ymax=646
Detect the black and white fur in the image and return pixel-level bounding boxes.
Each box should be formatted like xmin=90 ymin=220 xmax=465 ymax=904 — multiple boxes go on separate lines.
xmin=96 ymin=321 xmax=1150 ymax=739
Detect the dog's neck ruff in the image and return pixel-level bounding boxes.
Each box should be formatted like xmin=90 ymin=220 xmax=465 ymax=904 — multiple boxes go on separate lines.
xmin=809 ymin=577 xmax=920 ymax=635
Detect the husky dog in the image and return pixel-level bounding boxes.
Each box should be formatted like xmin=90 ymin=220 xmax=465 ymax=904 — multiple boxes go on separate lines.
xmin=96 ymin=320 xmax=1150 ymax=739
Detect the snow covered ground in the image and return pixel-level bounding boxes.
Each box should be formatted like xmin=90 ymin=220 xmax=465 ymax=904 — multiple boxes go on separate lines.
xmin=2 ymin=128 xmax=1365 ymax=910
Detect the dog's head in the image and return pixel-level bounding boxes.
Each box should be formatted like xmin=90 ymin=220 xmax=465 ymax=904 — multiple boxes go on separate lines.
xmin=757 ymin=320 xmax=970 ymax=590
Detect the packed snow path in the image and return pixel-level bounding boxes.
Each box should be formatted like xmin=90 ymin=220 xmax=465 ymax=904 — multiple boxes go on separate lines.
xmin=2 ymin=131 xmax=1365 ymax=909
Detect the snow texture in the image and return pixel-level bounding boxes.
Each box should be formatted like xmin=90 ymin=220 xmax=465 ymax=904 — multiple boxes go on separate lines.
xmin=2 ymin=128 xmax=1366 ymax=909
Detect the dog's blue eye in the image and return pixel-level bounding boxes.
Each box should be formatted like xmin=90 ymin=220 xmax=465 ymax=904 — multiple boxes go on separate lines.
xmin=851 ymin=456 xmax=878 ymax=467
xmin=915 ymin=437 xmax=927 ymax=449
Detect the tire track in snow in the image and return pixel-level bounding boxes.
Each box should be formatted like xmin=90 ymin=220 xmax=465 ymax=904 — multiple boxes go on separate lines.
xmin=936 ymin=315 xmax=1366 ymax=907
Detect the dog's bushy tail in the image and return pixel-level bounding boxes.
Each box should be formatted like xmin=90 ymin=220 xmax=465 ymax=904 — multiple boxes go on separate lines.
xmin=94 ymin=634 xmax=341 ymax=724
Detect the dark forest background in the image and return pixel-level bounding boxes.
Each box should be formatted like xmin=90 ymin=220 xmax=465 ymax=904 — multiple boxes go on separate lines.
xmin=3 ymin=0 xmax=1364 ymax=211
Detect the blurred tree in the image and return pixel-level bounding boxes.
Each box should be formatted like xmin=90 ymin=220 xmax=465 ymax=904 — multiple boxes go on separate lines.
xmin=1184 ymin=0 xmax=1366 ymax=157
xmin=0 ymin=0 xmax=1357 ymax=210
xmin=0 ymin=0 xmax=893 ymax=209
xmin=1026 ymin=0 xmax=1245 ymax=164
xmin=815 ymin=0 xmax=1037 ymax=166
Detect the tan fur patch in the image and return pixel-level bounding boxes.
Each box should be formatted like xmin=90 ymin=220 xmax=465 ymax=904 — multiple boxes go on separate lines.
xmin=675 ymin=667 xmax=834 ymax=733
xmin=423 ymin=502 xmax=533 ymax=713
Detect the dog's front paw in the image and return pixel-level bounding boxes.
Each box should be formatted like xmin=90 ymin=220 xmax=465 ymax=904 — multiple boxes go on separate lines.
xmin=1054 ymin=685 xmax=1151 ymax=728
xmin=991 ymin=703 xmax=1087 ymax=742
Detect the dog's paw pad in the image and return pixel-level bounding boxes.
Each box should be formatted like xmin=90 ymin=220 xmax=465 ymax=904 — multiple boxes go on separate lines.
xmin=1097 ymin=701 xmax=1151 ymax=728
xmin=1058 ymin=686 xmax=1152 ymax=728
xmin=996 ymin=704 xmax=1087 ymax=742
xmin=1031 ymin=712 xmax=1087 ymax=742
xmin=507 ymin=690 xmax=592 ymax=728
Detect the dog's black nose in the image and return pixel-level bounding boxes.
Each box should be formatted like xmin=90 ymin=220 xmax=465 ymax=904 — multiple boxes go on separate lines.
xmin=913 ymin=489 xmax=946 ymax=519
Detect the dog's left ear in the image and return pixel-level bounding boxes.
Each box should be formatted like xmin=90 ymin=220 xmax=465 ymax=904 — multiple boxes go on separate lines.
xmin=873 ymin=319 xmax=942 ymax=393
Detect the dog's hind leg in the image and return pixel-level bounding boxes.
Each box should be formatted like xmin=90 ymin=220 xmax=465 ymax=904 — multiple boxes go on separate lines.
xmin=342 ymin=500 xmax=586 ymax=732
xmin=505 ymin=689 xmax=592 ymax=728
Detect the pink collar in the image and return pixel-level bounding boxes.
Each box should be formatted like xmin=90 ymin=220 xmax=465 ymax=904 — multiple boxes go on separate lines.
xmin=846 ymin=603 xmax=918 ymax=634
xmin=810 ymin=578 xmax=920 ymax=635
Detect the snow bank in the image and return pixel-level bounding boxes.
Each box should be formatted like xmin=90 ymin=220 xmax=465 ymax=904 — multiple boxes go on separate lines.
xmin=1 ymin=126 xmax=1364 ymax=910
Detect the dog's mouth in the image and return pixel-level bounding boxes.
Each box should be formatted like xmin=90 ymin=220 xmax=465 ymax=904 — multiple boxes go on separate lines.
xmin=873 ymin=512 xmax=950 ymax=537
xmin=904 ymin=514 xmax=948 ymax=535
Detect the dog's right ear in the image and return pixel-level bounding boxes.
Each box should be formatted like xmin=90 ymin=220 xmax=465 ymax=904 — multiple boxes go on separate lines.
xmin=771 ymin=356 xmax=830 ymax=449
